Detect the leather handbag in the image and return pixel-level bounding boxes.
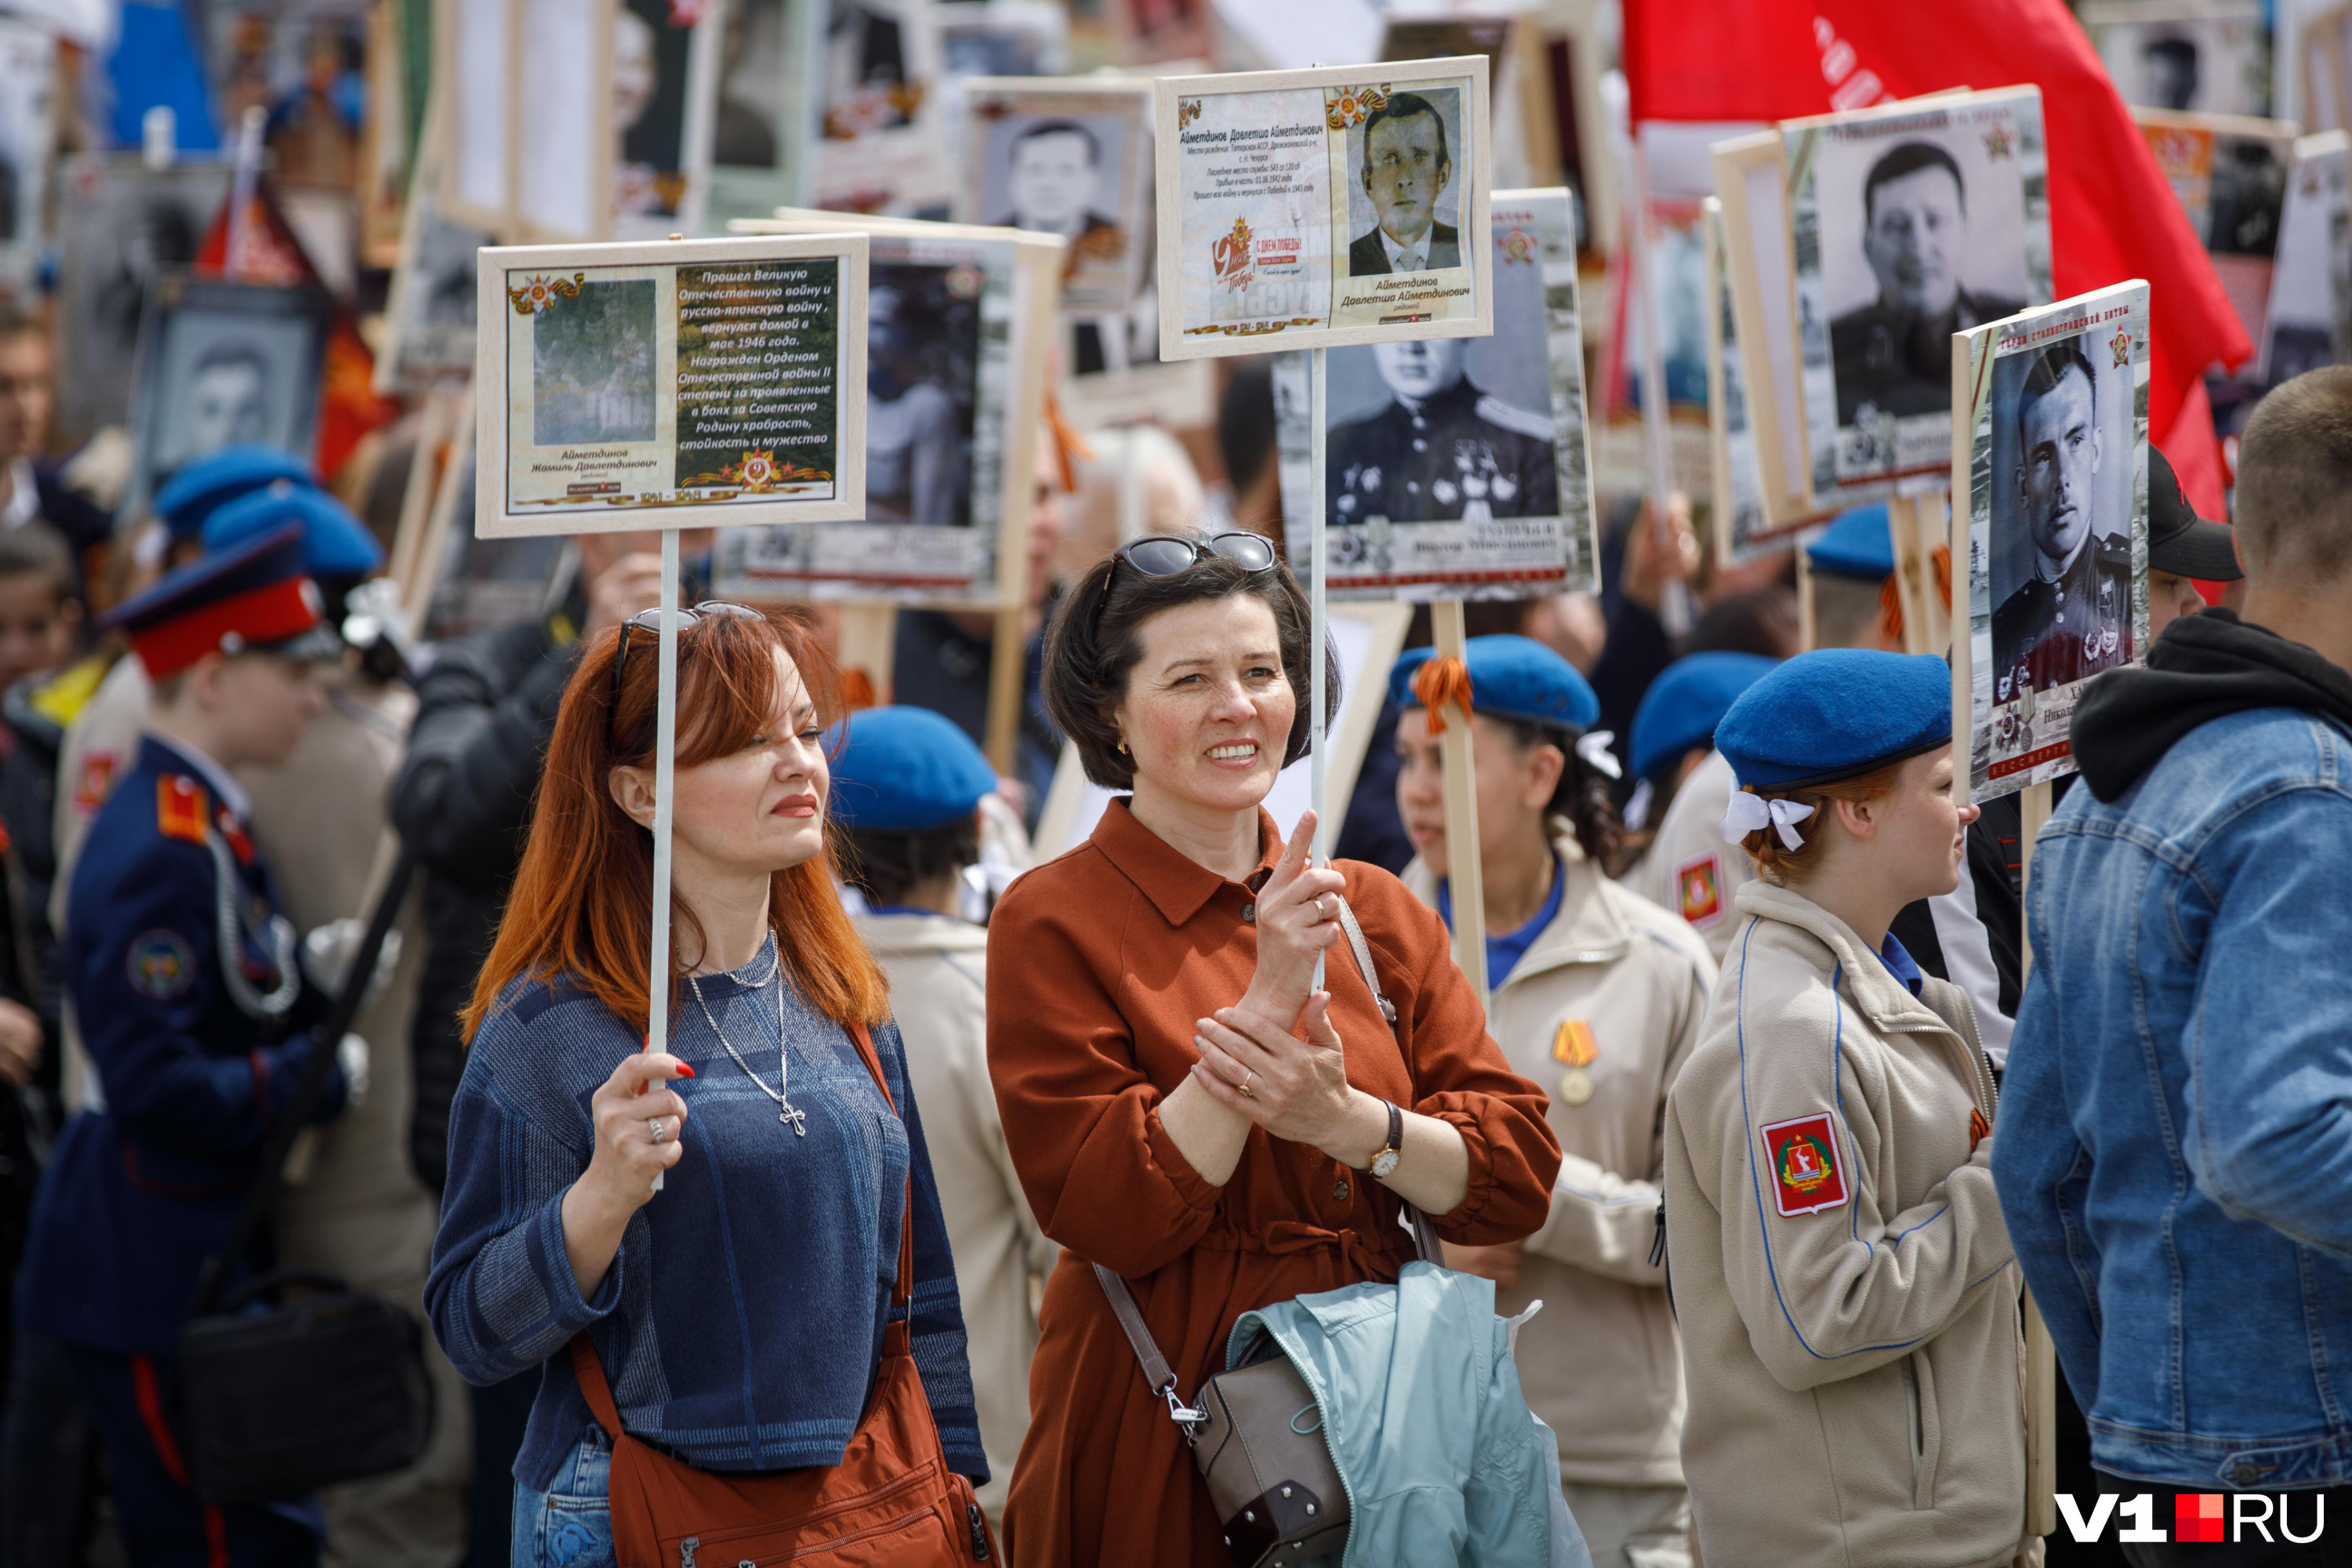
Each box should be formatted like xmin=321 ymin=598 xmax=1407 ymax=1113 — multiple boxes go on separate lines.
xmin=176 ymin=853 xmax=436 ymax=1507
xmin=1094 ymin=897 xmax=1443 ymax=1568
xmin=568 ymin=1017 xmax=998 ymax=1568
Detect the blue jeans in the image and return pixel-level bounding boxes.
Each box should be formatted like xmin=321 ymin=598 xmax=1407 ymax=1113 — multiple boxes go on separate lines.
xmin=510 ymin=1433 xmax=613 ymax=1568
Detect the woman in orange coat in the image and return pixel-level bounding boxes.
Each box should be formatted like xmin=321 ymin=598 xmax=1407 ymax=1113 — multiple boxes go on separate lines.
xmin=988 ymin=531 xmax=1562 ymax=1568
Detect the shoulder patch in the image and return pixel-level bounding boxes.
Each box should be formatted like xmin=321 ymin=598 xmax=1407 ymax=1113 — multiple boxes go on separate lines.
xmin=71 ymin=752 xmax=117 ymax=818
xmin=156 ymin=775 xmax=209 ymax=844
xmin=126 ymin=928 xmax=197 ymax=1000
xmin=1472 ymin=393 xmax=1557 ymax=443
xmin=1760 ymin=1112 xmax=1850 ymax=1217
xmin=1675 ymin=852 xmax=1725 ymax=928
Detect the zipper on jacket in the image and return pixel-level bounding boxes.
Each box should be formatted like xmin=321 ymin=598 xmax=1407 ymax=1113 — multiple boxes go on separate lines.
xmin=1900 ymin=1356 xmax=1923 ymax=1494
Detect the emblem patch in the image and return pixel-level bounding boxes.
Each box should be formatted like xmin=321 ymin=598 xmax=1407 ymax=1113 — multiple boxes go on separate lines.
xmin=1760 ymin=1112 xmax=1850 ymax=1217
xmin=71 ymin=752 xmax=116 ymax=817
xmin=126 ymin=929 xmax=196 ymax=1000
xmin=1675 ymin=853 xmax=1724 ymax=927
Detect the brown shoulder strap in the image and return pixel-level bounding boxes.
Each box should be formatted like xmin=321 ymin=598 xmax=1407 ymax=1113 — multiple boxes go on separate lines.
xmin=849 ymin=1020 xmax=917 ymax=1312
xmin=568 ymin=1334 xmax=623 ymax=1440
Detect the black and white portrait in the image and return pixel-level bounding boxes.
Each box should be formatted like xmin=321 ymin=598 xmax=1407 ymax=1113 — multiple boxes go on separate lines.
xmin=1345 ymin=89 xmax=1465 ymax=278
xmin=614 ymin=0 xmax=699 ymax=224
xmin=938 ymin=4 xmax=1065 ymax=78
xmin=978 ymin=100 xmax=1144 ymax=313
xmin=866 ymin=261 xmax=980 ymax=528
xmin=532 ymin=280 xmax=658 ymax=446
xmin=1823 ymin=136 xmax=2031 ymax=425
xmin=383 ymin=183 xmax=487 ymax=391
xmin=2085 ymin=1 xmax=2268 ymax=119
xmin=129 ymin=278 xmax=328 ymax=514
xmin=2205 ymin=131 xmax=2290 ymax=257
xmin=0 ymin=20 xmax=52 ymax=276
xmin=1987 ymin=335 xmax=2136 ymax=701
xmin=715 ymin=0 xmax=786 ymax=169
xmin=1325 ymin=337 xmax=1555 ymax=525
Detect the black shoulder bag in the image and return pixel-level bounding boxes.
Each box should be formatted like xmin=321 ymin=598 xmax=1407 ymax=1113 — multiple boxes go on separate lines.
xmin=176 ymin=851 xmax=435 ymax=1507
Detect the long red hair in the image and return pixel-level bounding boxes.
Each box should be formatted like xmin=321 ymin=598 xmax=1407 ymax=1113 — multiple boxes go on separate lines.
xmin=463 ymin=606 xmax=889 ymax=1041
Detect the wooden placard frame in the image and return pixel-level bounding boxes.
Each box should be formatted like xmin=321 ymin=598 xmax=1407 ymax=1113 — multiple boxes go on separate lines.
xmin=726 ymin=212 xmax=1062 ymax=611
xmin=433 ymin=0 xmax=515 ymax=236
xmin=474 ymin=231 xmax=870 ymax=538
xmin=952 ymin=74 xmax=1158 ymax=318
xmin=1711 ymin=129 xmax=1815 ymax=528
xmin=510 ymin=0 xmax=619 ymax=245
xmin=1150 ymin=56 xmax=1495 ymax=361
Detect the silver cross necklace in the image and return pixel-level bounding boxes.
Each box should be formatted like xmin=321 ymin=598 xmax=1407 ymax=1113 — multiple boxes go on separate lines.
xmin=687 ymin=933 xmax=806 ymax=1135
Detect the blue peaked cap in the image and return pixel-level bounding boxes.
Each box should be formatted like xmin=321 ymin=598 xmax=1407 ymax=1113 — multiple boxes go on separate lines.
xmin=1714 ymin=649 xmax=1951 ymax=789
xmin=825 ymin=706 xmax=998 ymax=833
xmin=1805 ymin=502 xmax=1896 ymax=581
xmin=1388 ymin=634 xmax=1600 ymax=730
xmin=154 ymin=445 xmax=315 ymax=540
xmin=1629 ymin=652 xmax=1780 ymax=783
xmin=203 ymin=482 xmax=385 ymax=577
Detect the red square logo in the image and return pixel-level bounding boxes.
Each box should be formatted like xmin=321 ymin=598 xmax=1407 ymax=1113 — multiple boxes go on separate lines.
xmin=1676 ymin=853 xmax=1725 ymax=927
xmin=2176 ymin=1493 xmax=2226 ymax=1543
xmin=1759 ymin=1112 xmax=1851 ymax=1217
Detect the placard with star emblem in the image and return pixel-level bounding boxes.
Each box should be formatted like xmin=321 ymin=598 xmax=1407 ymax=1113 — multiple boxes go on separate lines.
xmin=1952 ymin=279 xmax=2151 ymax=802
xmin=475 ymin=230 xmax=869 ymax=537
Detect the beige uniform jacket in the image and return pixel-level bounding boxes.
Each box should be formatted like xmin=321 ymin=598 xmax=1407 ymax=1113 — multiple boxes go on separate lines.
xmin=857 ymin=909 xmax=1054 ymax=1523
xmin=1626 ymin=749 xmax=1749 ymax=964
xmin=1662 ymin=881 xmax=2032 ymax=1568
xmin=1403 ymin=833 xmax=1715 ymax=1487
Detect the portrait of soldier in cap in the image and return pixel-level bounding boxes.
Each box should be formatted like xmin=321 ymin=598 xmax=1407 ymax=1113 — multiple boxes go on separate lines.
xmin=1326 ymin=336 xmax=1555 ymax=524
xmin=1991 ymin=340 xmax=2132 ymax=700
xmin=1347 ymin=91 xmax=1463 ymax=278
xmin=1830 ymin=140 xmax=2026 ymax=425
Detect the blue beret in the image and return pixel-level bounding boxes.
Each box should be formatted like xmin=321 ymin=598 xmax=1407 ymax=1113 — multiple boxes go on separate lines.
xmin=154 ymin=445 xmax=315 ymax=541
xmin=1805 ymin=503 xmax=1895 ymax=582
xmin=203 ymin=482 xmax=384 ymax=577
xmin=1629 ymin=652 xmax=1780 ymax=783
xmin=826 ymin=706 xmax=998 ymax=833
xmin=1388 ymin=635 xmax=1599 ymax=731
xmin=1715 ymin=649 xmax=1951 ymax=789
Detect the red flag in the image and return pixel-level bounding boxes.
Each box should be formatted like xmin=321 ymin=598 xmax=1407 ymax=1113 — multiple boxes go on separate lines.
xmin=1625 ymin=0 xmax=2248 ymax=510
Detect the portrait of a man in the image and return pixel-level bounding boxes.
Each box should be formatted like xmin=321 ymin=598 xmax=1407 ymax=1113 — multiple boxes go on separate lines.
xmin=1348 ymin=92 xmax=1461 ymax=278
xmin=171 ymin=343 xmax=273 ymax=469
xmin=1831 ymin=140 xmax=2025 ymax=423
xmin=2142 ymin=34 xmax=2201 ymax=112
xmin=1327 ymin=336 xmax=1555 ymax=524
xmin=1991 ymin=342 xmax=2131 ymax=699
xmin=993 ymin=119 xmax=1124 ymax=273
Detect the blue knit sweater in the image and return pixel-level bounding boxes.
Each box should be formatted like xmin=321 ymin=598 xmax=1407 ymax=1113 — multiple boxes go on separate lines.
xmin=425 ymin=937 xmax=984 ymax=1491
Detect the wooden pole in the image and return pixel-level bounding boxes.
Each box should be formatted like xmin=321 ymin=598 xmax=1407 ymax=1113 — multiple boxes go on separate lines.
xmin=983 ymin=606 xmax=1023 ymax=775
xmin=644 ymin=530 xmax=681 ymax=1192
xmin=387 ymin=387 xmax=452 ymax=607
xmin=836 ymin=601 xmax=896 ymax=705
xmin=1796 ymin=545 xmax=1817 ymax=652
xmin=1430 ymin=599 xmax=1488 ymax=1010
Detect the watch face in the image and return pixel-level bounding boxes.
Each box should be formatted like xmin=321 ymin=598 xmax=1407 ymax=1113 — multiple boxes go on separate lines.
xmin=1370 ymin=1149 xmax=1400 ymax=1178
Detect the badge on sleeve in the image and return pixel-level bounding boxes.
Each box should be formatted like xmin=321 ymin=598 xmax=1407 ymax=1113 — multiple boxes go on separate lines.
xmin=127 ymin=929 xmax=196 ymax=1000
xmin=1760 ymin=1112 xmax=1849 ymax=1217
xmin=1675 ymin=852 xmax=1725 ymax=927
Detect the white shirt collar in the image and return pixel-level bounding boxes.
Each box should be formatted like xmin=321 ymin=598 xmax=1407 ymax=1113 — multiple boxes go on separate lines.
xmin=0 ymin=457 xmax=37 ymax=532
xmin=1378 ymin=226 xmax=1428 ymax=273
xmin=146 ymin=730 xmax=253 ymax=824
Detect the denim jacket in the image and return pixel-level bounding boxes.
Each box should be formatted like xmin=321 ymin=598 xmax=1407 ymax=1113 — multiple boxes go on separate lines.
xmin=1994 ymin=702 xmax=2352 ymax=1490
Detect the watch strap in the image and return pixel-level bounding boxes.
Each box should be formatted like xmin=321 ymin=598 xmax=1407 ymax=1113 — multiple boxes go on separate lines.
xmin=1382 ymin=1099 xmax=1403 ymax=1161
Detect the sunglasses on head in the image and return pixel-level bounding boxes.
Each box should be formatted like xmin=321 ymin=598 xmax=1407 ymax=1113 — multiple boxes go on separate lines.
xmin=1112 ymin=532 xmax=1279 ymax=579
xmin=610 ymin=601 xmax=767 ymax=737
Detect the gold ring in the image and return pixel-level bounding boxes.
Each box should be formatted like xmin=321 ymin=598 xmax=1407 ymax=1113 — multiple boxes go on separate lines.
xmin=1239 ymin=1071 xmax=1256 ymax=1098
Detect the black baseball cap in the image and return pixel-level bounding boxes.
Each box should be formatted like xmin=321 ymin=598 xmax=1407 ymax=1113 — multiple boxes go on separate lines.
xmin=2148 ymin=447 xmax=2241 ymax=582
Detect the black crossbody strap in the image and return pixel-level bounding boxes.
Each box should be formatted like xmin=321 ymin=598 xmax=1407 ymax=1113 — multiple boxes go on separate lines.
xmin=192 ymin=848 xmax=414 ymax=1316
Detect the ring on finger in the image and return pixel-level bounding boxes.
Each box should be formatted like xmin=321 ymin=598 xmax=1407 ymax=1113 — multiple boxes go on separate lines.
xmin=648 ymin=1116 xmax=669 ymax=1144
xmin=1239 ymin=1069 xmax=1257 ymax=1098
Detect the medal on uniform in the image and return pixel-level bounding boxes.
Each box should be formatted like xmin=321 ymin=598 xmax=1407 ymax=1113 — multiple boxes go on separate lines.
xmin=1552 ymin=1018 xmax=1598 ymax=1105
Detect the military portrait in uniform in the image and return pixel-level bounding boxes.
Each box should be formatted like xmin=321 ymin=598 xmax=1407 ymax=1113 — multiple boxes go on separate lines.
xmin=969 ymin=81 xmax=1152 ymax=315
xmin=1345 ymin=88 xmax=1465 ymax=278
xmin=1987 ymin=339 xmax=2136 ymax=702
xmin=1327 ymin=337 xmax=1554 ymax=525
xmin=1828 ymin=141 xmax=2027 ymax=426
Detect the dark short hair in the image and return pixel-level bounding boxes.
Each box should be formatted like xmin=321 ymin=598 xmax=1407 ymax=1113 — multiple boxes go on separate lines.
xmin=2143 ymin=36 xmax=2198 ymax=69
xmin=841 ymin=816 xmax=980 ymax=906
xmin=1487 ymin=713 xmax=1622 ymax=866
xmin=2237 ymin=365 xmax=2352 ymax=579
xmin=0 ymin=521 xmax=74 ymax=606
xmin=2016 ymin=342 xmax=2096 ymax=432
xmin=190 ymin=341 xmax=270 ymax=383
xmin=1361 ymin=93 xmax=1450 ymax=179
xmin=1012 ymin=118 xmax=1099 ymax=166
xmin=1042 ymin=532 xmax=1340 ymax=790
xmin=1862 ymin=140 xmax=1965 ymax=224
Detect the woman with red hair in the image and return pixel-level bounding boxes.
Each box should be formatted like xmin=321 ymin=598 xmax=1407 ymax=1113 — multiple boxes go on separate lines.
xmin=426 ymin=604 xmax=988 ymax=1566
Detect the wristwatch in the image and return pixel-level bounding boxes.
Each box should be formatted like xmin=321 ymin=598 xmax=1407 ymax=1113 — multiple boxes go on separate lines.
xmin=1367 ymin=1100 xmax=1403 ymax=1179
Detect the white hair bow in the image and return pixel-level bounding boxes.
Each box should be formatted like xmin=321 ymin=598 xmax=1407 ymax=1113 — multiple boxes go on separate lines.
xmin=1720 ymin=789 xmax=1814 ymax=851
xmin=1576 ymin=730 xmax=1622 ymax=780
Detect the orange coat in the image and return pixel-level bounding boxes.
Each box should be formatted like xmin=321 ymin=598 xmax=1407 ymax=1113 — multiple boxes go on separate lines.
xmin=985 ymin=800 xmax=1562 ymax=1568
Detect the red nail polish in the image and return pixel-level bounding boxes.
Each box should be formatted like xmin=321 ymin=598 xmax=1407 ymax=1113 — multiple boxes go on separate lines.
xmin=676 ymin=1062 xmax=695 ymax=1078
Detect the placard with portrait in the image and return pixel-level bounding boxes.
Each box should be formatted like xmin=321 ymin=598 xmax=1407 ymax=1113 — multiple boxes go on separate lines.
xmin=2258 ymin=129 xmax=2352 ymax=383
xmin=2085 ymin=0 xmax=2270 ymax=119
xmin=1955 ymin=281 xmax=2150 ymax=800
xmin=811 ymin=0 xmax=950 ymax=216
xmin=958 ymin=77 xmax=1154 ymax=316
xmin=1788 ymin=85 xmax=2054 ymax=510
xmin=1154 ymin=56 xmax=1494 ymax=360
xmin=1272 ymin=187 xmax=1594 ymax=599
xmin=2136 ymin=107 xmax=2297 ymax=353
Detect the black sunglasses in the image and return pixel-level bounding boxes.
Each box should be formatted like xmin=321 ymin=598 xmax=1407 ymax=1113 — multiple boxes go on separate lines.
xmin=611 ymin=601 xmax=767 ymax=733
xmin=1112 ymin=532 xmax=1278 ymax=579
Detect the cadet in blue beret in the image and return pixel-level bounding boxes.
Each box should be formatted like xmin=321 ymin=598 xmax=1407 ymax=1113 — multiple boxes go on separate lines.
xmin=1621 ymin=652 xmax=1780 ymax=960
xmin=1661 ymin=647 xmax=2027 ymax=1568
xmin=1629 ymin=651 xmax=1780 ymax=793
xmin=17 ymin=522 xmax=350 ymax=1566
xmin=1391 ymin=635 xmax=1718 ymax=1563
xmin=829 ymin=706 xmax=1044 ymax=1520
xmin=201 ymin=479 xmax=385 ymax=625
xmin=1804 ymin=503 xmax=1902 ymax=652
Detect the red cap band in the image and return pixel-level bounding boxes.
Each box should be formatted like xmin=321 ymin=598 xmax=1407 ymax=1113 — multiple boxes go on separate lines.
xmin=129 ymin=577 xmax=323 ymax=680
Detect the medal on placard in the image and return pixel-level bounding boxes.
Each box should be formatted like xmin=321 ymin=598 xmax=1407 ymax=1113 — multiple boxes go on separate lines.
xmin=1552 ymin=1018 xmax=1598 ymax=1105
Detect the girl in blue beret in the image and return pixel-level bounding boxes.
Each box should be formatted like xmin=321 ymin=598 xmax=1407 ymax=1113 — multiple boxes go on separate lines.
xmin=1390 ymin=634 xmax=1719 ymax=1567
xmin=1657 ymin=649 xmax=2032 ymax=1568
